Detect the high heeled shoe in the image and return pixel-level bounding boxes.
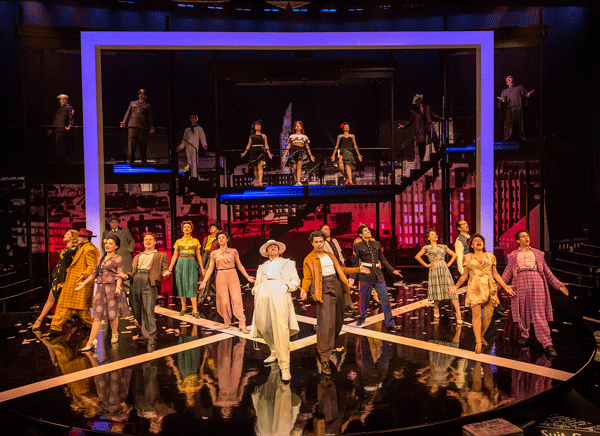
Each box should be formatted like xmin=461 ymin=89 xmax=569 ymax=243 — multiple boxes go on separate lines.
xmin=239 ymin=326 xmax=249 ymax=334
xmin=32 ymin=318 xmax=43 ymax=331
xmin=80 ymin=339 xmax=98 ymax=352
xmin=111 ymin=333 xmax=119 ymax=344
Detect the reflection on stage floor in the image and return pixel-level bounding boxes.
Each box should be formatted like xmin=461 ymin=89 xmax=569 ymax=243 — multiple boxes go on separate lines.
xmin=0 ymin=284 xmax=595 ymax=436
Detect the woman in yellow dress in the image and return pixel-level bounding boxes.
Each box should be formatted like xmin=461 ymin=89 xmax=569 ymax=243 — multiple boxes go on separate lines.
xmin=168 ymin=221 xmax=203 ymax=318
xmin=449 ymin=234 xmax=514 ymax=353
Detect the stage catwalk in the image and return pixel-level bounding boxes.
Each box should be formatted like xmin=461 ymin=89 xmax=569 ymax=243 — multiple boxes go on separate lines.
xmin=0 ymin=280 xmax=594 ymax=436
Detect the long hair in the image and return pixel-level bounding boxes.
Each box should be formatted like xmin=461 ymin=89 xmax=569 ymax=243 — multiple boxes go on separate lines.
xmin=251 ymin=119 xmax=263 ymax=135
xmin=291 ymin=120 xmax=305 ymax=135
xmin=99 ymin=234 xmax=121 ymax=265
xmin=469 ymin=233 xmax=487 ymax=253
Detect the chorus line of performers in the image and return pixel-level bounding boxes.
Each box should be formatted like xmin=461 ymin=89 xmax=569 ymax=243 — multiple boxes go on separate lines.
xmin=242 ymin=120 xmax=363 ymax=186
xmin=36 ymin=218 xmax=568 ymax=385
xmin=416 ymin=223 xmax=568 ymax=358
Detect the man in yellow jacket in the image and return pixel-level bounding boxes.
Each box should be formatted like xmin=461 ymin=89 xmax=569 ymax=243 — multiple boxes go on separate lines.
xmin=45 ymin=228 xmax=100 ymax=339
xmin=300 ymin=230 xmax=366 ymax=376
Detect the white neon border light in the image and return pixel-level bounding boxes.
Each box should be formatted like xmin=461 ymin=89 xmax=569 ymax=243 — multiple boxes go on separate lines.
xmin=81 ymin=31 xmax=494 ymax=244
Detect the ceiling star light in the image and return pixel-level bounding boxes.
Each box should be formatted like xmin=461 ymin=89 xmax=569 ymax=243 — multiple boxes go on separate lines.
xmin=266 ymin=1 xmax=311 ymax=10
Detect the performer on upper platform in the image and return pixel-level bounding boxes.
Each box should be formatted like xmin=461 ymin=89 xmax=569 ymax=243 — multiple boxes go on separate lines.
xmin=398 ymin=94 xmax=446 ymax=163
xmin=301 ymin=230 xmax=364 ymax=376
xmin=449 ymin=234 xmax=514 ymax=354
xmin=497 ymin=76 xmax=534 ymax=141
xmin=282 ymin=120 xmax=315 ymax=186
xmin=502 ymin=229 xmax=568 ymax=358
xmin=455 ymin=220 xmax=471 ymax=275
xmin=352 ymin=224 xmax=402 ymax=332
xmin=415 ymin=230 xmax=462 ymax=324
xmin=331 ymin=122 xmax=363 ymax=185
xmin=177 ymin=114 xmax=207 ymax=178
xmin=199 ymin=231 xmax=255 ymax=334
xmin=44 ymin=228 xmax=100 ymax=339
xmin=250 ymin=239 xmax=300 ymax=382
xmin=168 ymin=221 xmax=202 ymax=319
xmin=120 ymin=89 xmax=154 ymax=165
xmin=240 ymin=120 xmax=273 ymax=187
xmin=77 ymin=235 xmax=129 ymax=352
xmin=48 ymin=94 xmax=74 ymax=163
xmin=32 ymin=229 xmax=79 ymax=332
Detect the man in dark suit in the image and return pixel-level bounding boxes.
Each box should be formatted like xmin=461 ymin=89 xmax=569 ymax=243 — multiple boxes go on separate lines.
xmin=120 ymin=89 xmax=154 ymax=165
xmin=398 ymin=94 xmax=447 ymax=164
xmin=102 ymin=215 xmax=135 ymax=274
xmin=48 ymin=94 xmax=74 ymax=162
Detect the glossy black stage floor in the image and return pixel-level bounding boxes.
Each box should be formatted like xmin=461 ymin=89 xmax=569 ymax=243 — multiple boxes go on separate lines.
xmin=0 ymin=281 xmax=595 ymax=436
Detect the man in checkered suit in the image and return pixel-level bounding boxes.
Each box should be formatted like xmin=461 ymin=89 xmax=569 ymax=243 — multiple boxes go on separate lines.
xmin=44 ymin=229 xmax=100 ymax=339
xmin=502 ymin=229 xmax=568 ymax=358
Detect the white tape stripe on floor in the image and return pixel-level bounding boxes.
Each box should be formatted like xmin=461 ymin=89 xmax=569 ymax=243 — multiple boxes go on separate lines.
xmin=0 ymin=331 xmax=230 ymax=403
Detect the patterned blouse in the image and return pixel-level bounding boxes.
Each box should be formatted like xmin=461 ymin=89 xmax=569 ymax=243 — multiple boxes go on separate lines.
xmin=289 ymin=134 xmax=309 ymax=147
xmin=174 ymin=237 xmax=200 ymax=257
xmin=92 ymin=254 xmax=124 ymax=284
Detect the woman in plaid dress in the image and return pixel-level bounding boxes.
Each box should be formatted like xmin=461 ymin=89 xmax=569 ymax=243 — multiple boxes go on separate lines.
xmin=415 ymin=230 xmax=462 ymax=323
xmin=449 ymin=234 xmax=515 ymax=353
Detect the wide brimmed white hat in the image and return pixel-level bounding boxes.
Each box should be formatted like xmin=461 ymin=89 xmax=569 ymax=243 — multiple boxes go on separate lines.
xmin=259 ymin=239 xmax=286 ymax=257
xmin=412 ymin=94 xmax=423 ymax=104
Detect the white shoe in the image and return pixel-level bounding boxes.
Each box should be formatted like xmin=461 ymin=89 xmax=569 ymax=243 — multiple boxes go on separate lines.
xmin=295 ymin=182 xmax=302 ymax=186
xmin=263 ymin=353 xmax=277 ymax=364
xmin=281 ymin=368 xmax=291 ymax=381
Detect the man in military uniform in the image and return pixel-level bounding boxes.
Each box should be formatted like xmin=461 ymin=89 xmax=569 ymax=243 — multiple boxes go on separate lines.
xmin=120 ymin=89 xmax=154 ymax=165
xmin=352 ymin=224 xmax=402 ymax=332
xmin=48 ymin=94 xmax=74 ymax=162
xmin=101 ymin=215 xmax=136 ymax=273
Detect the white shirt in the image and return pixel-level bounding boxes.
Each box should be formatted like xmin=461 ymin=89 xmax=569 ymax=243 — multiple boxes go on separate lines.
xmin=319 ymin=254 xmax=336 ymax=277
xmin=264 ymin=258 xmax=287 ymax=280
xmin=137 ymin=250 xmax=158 ymax=270
xmin=179 ymin=125 xmax=207 ymax=151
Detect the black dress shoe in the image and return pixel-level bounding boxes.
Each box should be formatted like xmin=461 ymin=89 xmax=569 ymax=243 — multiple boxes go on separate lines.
xmin=518 ymin=336 xmax=529 ymax=346
xmin=41 ymin=329 xmax=62 ymax=340
xmin=356 ymin=319 xmax=364 ymax=326
xmin=544 ymin=345 xmax=558 ymax=358
xmin=388 ymin=325 xmax=401 ymax=333
xmin=321 ymin=361 xmax=331 ymax=376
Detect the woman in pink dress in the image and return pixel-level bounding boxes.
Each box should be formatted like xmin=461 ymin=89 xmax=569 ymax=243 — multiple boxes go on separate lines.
xmin=199 ymin=232 xmax=255 ymax=333
xmin=449 ymin=234 xmax=514 ymax=353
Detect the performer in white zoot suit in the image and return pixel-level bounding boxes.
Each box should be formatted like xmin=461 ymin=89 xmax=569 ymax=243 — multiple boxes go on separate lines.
xmin=250 ymin=239 xmax=300 ymax=382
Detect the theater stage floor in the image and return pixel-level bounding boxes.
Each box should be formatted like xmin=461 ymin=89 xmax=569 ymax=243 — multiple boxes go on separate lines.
xmin=0 ymin=283 xmax=595 ymax=436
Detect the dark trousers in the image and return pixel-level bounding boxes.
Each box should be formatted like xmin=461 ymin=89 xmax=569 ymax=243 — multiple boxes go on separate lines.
xmin=358 ymin=280 xmax=396 ymax=328
xmin=417 ymin=141 xmax=427 ymax=162
xmin=198 ymin=250 xmax=216 ymax=303
xmin=316 ymin=275 xmax=345 ymax=363
xmin=130 ymin=271 xmax=158 ymax=344
xmin=54 ymin=129 xmax=68 ymax=162
xmin=127 ymin=127 xmax=149 ymax=165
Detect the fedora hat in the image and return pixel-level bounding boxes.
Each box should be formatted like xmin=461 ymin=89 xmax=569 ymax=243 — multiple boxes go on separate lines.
xmin=259 ymin=239 xmax=286 ymax=257
xmin=76 ymin=228 xmax=96 ymax=238
xmin=412 ymin=94 xmax=424 ymax=104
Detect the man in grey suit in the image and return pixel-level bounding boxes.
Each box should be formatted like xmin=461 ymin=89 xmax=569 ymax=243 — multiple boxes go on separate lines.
xmin=102 ymin=215 xmax=136 ymax=273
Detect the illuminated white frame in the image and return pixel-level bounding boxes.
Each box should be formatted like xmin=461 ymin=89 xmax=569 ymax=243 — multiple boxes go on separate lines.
xmin=81 ymin=31 xmax=494 ymax=244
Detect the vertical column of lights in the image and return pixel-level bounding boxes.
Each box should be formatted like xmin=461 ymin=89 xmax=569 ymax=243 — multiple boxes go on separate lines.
xmin=81 ymin=31 xmax=493 ymax=246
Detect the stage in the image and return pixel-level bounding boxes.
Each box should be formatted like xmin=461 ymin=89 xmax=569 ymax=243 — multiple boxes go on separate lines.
xmin=0 ymin=280 xmax=595 ymax=436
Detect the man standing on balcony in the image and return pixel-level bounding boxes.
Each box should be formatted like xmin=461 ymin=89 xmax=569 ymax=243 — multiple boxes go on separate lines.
xmin=502 ymin=229 xmax=568 ymax=358
xmin=120 ymin=89 xmax=154 ymax=166
xmin=177 ymin=114 xmax=207 ymax=178
xmin=48 ymin=94 xmax=74 ymax=163
xmin=398 ymin=94 xmax=447 ymax=164
xmin=352 ymin=224 xmax=402 ymax=333
xmin=498 ymin=76 xmax=534 ymax=141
